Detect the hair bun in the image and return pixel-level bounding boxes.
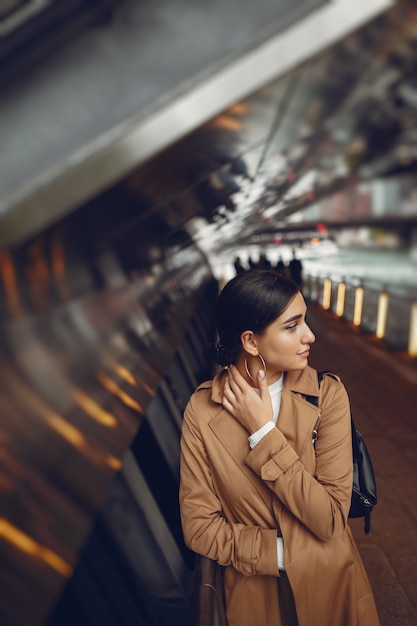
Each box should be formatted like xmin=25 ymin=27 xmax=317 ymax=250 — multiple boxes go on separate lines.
xmin=212 ymin=340 xmax=229 ymax=366
xmin=214 ymin=340 xmax=226 ymax=358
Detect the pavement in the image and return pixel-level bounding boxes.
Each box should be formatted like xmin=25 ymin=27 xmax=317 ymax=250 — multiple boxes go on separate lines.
xmin=307 ymin=303 xmax=417 ymax=626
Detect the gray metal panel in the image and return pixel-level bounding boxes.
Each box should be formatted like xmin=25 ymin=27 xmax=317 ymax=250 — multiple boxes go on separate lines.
xmin=104 ymin=451 xmax=191 ymax=599
xmin=0 ymin=0 xmax=393 ymax=247
xmin=0 ymin=0 xmax=328 ymax=203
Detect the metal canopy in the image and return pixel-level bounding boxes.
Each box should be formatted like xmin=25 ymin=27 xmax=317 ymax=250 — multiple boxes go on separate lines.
xmin=0 ymin=0 xmax=394 ymax=249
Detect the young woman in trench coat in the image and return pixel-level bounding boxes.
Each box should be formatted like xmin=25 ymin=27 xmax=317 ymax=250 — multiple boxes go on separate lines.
xmin=179 ymin=269 xmax=380 ymax=626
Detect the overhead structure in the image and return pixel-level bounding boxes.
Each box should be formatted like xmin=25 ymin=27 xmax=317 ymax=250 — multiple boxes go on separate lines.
xmin=0 ymin=0 xmax=398 ymax=249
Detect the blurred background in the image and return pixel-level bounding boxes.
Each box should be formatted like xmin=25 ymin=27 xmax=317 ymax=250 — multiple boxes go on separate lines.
xmin=1 ymin=1 xmax=417 ymax=625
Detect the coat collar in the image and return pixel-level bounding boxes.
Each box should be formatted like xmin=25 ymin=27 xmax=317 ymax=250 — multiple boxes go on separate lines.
xmin=207 ymin=365 xmax=321 ymax=479
xmin=210 ymin=365 xmax=320 ymax=405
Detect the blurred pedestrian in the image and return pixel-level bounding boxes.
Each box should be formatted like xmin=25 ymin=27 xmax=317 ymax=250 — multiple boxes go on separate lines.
xmin=275 ymin=255 xmax=286 ymax=275
xmin=233 ymin=256 xmax=246 ymax=275
xmin=258 ymin=252 xmax=272 ymax=269
xmin=247 ymin=255 xmax=257 ymax=270
xmin=289 ymin=249 xmax=303 ymax=287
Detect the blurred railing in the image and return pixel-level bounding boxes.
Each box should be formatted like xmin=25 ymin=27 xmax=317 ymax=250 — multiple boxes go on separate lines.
xmin=303 ymin=273 xmax=417 ymax=357
xmin=191 ymin=556 xmax=228 ymax=626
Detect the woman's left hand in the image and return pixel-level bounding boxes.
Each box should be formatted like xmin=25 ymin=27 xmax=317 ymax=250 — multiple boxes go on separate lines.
xmin=222 ymin=364 xmax=273 ymax=434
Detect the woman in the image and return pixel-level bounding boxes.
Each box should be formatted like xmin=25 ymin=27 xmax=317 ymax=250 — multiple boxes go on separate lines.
xmin=179 ymin=269 xmax=380 ymax=626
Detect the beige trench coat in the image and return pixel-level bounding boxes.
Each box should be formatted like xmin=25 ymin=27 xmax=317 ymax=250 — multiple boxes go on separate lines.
xmin=179 ymin=366 xmax=380 ymax=626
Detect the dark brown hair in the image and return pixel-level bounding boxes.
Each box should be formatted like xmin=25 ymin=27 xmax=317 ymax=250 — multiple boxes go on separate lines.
xmin=212 ymin=269 xmax=300 ymax=366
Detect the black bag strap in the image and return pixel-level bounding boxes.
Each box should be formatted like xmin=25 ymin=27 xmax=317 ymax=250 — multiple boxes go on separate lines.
xmin=308 ymin=369 xmax=377 ymax=534
xmin=314 ymin=370 xmax=360 ymax=444
xmin=308 ymin=369 xmax=357 ymax=440
xmin=303 ymin=369 xmax=330 ymax=407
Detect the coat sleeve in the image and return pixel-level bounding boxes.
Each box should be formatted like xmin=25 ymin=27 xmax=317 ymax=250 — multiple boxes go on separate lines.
xmin=179 ymin=391 xmax=279 ymax=577
xmin=245 ymin=375 xmax=353 ymax=541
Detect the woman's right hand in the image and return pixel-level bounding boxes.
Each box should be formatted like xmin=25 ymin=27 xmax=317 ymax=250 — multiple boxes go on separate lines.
xmin=222 ymin=364 xmax=273 ymax=434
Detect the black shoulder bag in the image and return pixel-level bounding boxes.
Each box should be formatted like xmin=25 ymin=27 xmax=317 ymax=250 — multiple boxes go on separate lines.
xmin=306 ymin=370 xmax=377 ymax=534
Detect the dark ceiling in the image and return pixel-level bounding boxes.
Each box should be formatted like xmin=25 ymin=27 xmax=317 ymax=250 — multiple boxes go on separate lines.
xmin=0 ymin=0 xmax=117 ymax=83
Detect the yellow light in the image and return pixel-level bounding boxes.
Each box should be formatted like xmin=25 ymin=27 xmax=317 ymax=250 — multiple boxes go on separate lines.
xmin=144 ymin=383 xmax=155 ymax=396
xmin=48 ymin=412 xmax=86 ymax=448
xmin=408 ymin=302 xmax=417 ymax=357
xmin=209 ymin=114 xmax=242 ymax=131
xmin=322 ymin=279 xmax=332 ymax=310
xmin=353 ymin=287 xmax=364 ymax=326
xmin=0 ymin=250 xmax=24 ymax=317
xmin=106 ymin=455 xmax=122 ymax=471
xmin=227 ymin=102 xmax=247 ymax=116
xmin=105 ymin=359 xmax=136 ymax=386
xmin=73 ymin=388 xmax=117 ymax=427
xmin=336 ymin=283 xmax=346 ymax=317
xmin=0 ymin=518 xmax=73 ymax=577
xmin=96 ymin=371 xmax=144 ymax=414
xmin=376 ymin=292 xmax=389 ymax=339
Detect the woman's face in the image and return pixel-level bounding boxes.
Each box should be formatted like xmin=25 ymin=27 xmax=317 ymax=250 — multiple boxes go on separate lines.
xmin=253 ymin=291 xmax=315 ymax=380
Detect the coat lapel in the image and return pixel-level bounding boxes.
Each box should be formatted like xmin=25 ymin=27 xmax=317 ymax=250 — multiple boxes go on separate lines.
xmin=278 ymin=367 xmax=321 ymax=457
xmin=208 ymin=370 xmax=275 ymax=502
xmin=278 ymin=388 xmax=320 ymax=458
xmin=208 ymin=366 xmax=321 ymax=462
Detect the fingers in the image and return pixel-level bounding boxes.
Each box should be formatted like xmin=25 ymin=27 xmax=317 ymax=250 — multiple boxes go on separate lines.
xmin=223 ymin=374 xmax=234 ymax=402
xmin=223 ymin=367 xmax=257 ymax=413
xmin=223 ymin=368 xmax=248 ymax=407
xmin=222 ymin=366 xmax=273 ymax=430
xmin=223 ymin=371 xmax=239 ymax=403
xmin=222 ymin=375 xmax=237 ymax=416
xmin=221 ymin=395 xmax=234 ymax=415
xmin=257 ymin=368 xmax=269 ymax=399
xmin=227 ymin=364 xmax=247 ymax=393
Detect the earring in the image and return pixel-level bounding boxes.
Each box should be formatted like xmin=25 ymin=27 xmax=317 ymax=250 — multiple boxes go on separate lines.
xmin=244 ymin=354 xmax=267 ymax=382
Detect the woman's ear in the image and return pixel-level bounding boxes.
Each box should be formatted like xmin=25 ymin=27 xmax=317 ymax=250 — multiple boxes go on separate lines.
xmin=240 ymin=330 xmax=258 ymax=355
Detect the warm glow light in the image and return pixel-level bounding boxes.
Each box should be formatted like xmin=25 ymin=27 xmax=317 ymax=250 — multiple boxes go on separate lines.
xmin=106 ymin=360 xmax=136 ymax=386
xmin=51 ymin=234 xmax=69 ymax=300
xmin=137 ymin=379 xmax=156 ymax=397
xmin=0 ymin=250 xmax=24 ymax=317
xmin=322 ymin=279 xmax=332 ymax=310
xmin=336 ymin=283 xmax=346 ymax=317
xmin=48 ymin=412 xmax=86 ymax=448
xmin=73 ymin=389 xmax=117 ymax=427
xmin=0 ymin=518 xmax=73 ymax=577
xmin=2 ymin=367 xmax=119 ymax=469
xmin=27 ymin=242 xmax=50 ymax=310
xmin=408 ymin=302 xmax=417 ymax=357
xmin=106 ymin=455 xmax=122 ymax=471
xmin=353 ymin=287 xmax=364 ymax=326
xmin=376 ymin=292 xmax=389 ymax=339
xmin=209 ymin=114 xmax=242 ymax=131
xmin=227 ymin=102 xmax=247 ymax=115
xmin=96 ymin=371 xmax=144 ymax=414
xmin=0 ymin=471 xmax=14 ymax=493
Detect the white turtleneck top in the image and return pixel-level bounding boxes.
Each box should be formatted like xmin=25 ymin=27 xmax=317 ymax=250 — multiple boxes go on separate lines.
xmin=247 ymin=374 xmax=286 ymax=572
